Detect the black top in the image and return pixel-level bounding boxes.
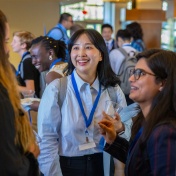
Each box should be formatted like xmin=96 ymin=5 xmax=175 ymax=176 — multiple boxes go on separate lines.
xmin=0 ymin=83 xmax=30 ymax=175
xmin=17 ymin=56 xmax=40 ymax=98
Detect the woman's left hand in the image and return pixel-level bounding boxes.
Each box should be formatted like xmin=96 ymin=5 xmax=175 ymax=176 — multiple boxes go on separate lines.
xmin=98 ymin=112 xmax=117 ymax=144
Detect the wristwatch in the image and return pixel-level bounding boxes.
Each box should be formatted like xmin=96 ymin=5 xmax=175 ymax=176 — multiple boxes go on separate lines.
xmin=118 ymin=130 xmax=125 ymax=135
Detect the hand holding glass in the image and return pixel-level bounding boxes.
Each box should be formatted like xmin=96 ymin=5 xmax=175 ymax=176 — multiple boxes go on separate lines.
xmin=105 ymin=100 xmax=122 ymax=119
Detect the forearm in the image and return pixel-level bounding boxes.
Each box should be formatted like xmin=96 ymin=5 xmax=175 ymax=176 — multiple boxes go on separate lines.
xmin=104 ymin=135 xmax=129 ymax=163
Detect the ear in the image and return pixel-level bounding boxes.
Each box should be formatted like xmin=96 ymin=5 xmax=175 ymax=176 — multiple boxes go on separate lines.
xmin=21 ymin=43 xmax=27 ymax=49
xmin=49 ymin=49 xmax=54 ymax=56
xmin=159 ymin=79 xmax=166 ymax=91
xmin=99 ymin=53 xmax=102 ymax=61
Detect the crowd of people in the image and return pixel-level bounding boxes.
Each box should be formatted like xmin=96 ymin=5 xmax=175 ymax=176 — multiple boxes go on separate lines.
xmin=0 ymin=9 xmax=176 ymax=176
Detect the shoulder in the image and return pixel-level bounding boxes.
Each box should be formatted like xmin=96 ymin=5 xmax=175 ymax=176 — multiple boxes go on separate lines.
xmin=148 ymin=124 xmax=176 ymax=146
xmin=22 ymin=58 xmax=33 ymax=67
xmin=110 ymin=49 xmax=123 ymax=56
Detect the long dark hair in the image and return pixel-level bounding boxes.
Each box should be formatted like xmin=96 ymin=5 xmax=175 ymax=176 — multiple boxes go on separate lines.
xmin=31 ymin=36 xmax=66 ymax=61
xmin=0 ymin=9 xmax=36 ymax=152
xmin=67 ymin=29 xmax=120 ymax=88
xmin=132 ymin=49 xmax=176 ymax=146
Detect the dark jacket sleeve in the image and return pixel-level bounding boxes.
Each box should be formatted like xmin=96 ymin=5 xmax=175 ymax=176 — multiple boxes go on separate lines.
xmin=0 ymin=85 xmax=30 ymax=175
xmin=104 ymin=135 xmax=130 ymax=163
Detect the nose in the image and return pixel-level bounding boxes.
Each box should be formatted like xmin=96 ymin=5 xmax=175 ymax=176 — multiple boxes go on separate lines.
xmin=78 ymin=48 xmax=86 ymax=57
xmin=128 ymin=74 xmax=135 ymax=83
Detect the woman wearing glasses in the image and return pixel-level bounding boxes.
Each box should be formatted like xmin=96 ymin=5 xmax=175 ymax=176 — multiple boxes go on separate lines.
xmin=99 ymin=49 xmax=176 ymax=175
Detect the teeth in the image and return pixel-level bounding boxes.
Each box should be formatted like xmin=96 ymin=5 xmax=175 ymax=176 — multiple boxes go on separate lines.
xmin=35 ymin=65 xmax=40 ymax=69
xmin=131 ymin=86 xmax=137 ymax=90
xmin=78 ymin=60 xmax=88 ymax=63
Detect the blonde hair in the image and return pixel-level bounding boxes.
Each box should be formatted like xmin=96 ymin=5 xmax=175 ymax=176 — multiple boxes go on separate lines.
xmin=13 ymin=31 xmax=35 ymax=50
xmin=0 ymin=10 xmax=35 ymax=153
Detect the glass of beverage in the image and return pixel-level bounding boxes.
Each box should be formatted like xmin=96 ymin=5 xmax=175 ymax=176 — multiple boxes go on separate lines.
xmin=21 ymin=90 xmax=35 ymax=98
xmin=105 ymin=100 xmax=123 ymax=119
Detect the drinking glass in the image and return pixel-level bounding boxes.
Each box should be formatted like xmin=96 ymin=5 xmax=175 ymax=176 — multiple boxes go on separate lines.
xmin=105 ymin=100 xmax=123 ymax=119
xmin=21 ymin=90 xmax=35 ymax=98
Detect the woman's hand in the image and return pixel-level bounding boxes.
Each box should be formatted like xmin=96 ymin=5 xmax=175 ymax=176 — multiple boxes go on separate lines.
xmin=29 ymin=101 xmax=40 ymax=112
xmin=98 ymin=112 xmax=117 ymax=144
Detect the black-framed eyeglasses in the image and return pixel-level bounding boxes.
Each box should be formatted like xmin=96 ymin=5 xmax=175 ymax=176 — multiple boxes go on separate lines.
xmin=130 ymin=68 xmax=156 ymax=80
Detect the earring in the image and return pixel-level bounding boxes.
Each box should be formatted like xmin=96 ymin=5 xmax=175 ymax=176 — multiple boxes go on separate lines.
xmin=49 ymin=55 xmax=53 ymax=60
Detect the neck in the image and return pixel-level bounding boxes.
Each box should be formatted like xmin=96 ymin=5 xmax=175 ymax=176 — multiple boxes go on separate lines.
xmin=76 ymin=70 xmax=97 ymax=85
xmin=19 ymin=50 xmax=28 ymax=57
xmin=139 ymin=102 xmax=151 ymax=118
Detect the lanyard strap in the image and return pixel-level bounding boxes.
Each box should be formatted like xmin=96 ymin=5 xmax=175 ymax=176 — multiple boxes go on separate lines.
xmin=71 ymin=73 xmax=101 ymax=128
xmin=49 ymin=58 xmax=62 ymax=69
xmin=16 ymin=51 xmax=30 ymax=76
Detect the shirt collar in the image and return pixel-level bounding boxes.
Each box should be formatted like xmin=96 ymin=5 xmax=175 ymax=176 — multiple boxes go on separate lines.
xmin=57 ymin=23 xmax=67 ymax=33
xmin=73 ymin=70 xmax=100 ymax=92
xmin=105 ymin=38 xmax=113 ymax=44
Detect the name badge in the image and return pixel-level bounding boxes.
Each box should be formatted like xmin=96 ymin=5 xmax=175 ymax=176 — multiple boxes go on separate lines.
xmin=79 ymin=141 xmax=96 ymax=151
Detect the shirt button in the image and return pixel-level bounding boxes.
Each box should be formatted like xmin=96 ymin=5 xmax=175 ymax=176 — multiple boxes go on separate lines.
xmin=87 ymin=156 xmax=91 ymax=160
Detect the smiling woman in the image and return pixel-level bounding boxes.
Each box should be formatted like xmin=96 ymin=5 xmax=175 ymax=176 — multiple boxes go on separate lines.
xmin=99 ymin=48 xmax=176 ymax=176
xmin=37 ymin=29 xmax=132 ymax=176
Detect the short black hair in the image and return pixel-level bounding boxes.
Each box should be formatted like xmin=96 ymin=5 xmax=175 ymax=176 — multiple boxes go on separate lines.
xmin=126 ymin=22 xmax=143 ymax=40
xmin=59 ymin=13 xmax=72 ymax=23
xmin=101 ymin=24 xmax=113 ymax=32
xmin=116 ymin=29 xmax=132 ymax=41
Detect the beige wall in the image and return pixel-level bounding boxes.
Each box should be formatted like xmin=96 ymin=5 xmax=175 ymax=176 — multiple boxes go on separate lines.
xmin=0 ymin=0 xmax=60 ymax=68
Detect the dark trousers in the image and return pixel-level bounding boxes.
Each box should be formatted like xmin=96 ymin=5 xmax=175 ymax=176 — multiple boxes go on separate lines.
xmin=60 ymin=153 xmax=104 ymax=176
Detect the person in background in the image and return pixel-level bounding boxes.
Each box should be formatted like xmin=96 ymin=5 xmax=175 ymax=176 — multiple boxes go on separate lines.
xmin=70 ymin=23 xmax=84 ymax=36
xmin=0 ymin=9 xmax=39 ymax=175
xmin=47 ymin=12 xmax=73 ymax=45
xmin=99 ymin=49 xmax=176 ymax=175
xmin=126 ymin=22 xmax=145 ymax=52
xmin=101 ymin=23 xmax=116 ymax=53
xmin=109 ymin=29 xmax=136 ymax=75
xmin=109 ymin=29 xmax=137 ymax=105
xmin=11 ymin=31 xmax=40 ymax=98
xmin=46 ymin=12 xmax=73 ymax=61
xmin=30 ymin=36 xmax=68 ymax=111
xmin=37 ymin=29 xmax=132 ymax=176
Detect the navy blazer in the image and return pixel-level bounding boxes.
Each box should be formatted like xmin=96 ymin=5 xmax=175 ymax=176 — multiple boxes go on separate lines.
xmin=105 ymin=124 xmax=176 ymax=176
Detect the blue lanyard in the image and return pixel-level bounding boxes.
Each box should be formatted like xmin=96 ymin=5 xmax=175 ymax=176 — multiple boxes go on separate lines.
xmin=128 ymin=127 xmax=143 ymax=155
xmin=49 ymin=58 xmax=62 ymax=70
xmin=16 ymin=51 xmax=30 ymax=76
xmin=71 ymin=73 xmax=101 ymax=128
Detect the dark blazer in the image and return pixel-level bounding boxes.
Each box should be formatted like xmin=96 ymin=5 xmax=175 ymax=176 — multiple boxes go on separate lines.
xmin=105 ymin=124 xmax=176 ymax=176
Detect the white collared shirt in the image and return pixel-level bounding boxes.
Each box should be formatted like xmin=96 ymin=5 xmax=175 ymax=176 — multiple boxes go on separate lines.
xmin=37 ymin=70 xmax=132 ymax=175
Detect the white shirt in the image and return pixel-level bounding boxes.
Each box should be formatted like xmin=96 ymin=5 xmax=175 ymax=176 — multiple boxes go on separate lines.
xmin=109 ymin=43 xmax=137 ymax=74
xmin=37 ymin=70 xmax=132 ymax=175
